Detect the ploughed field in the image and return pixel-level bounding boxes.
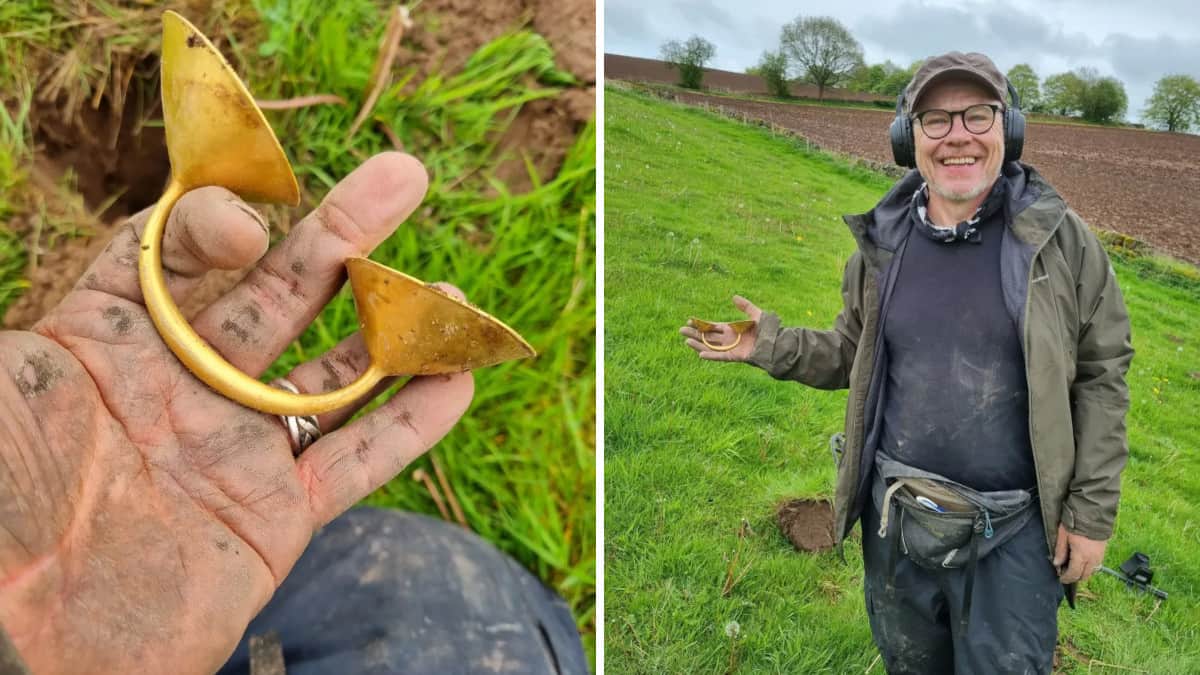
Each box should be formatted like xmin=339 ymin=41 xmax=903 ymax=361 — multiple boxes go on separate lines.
xmin=658 ymin=88 xmax=1200 ymax=266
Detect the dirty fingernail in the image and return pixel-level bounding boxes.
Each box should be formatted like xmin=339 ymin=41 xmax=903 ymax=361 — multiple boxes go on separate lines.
xmin=229 ymin=199 xmax=269 ymax=235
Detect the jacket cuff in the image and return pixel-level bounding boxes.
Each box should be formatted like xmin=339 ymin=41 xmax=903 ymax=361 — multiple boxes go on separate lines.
xmin=745 ymin=312 xmax=782 ymax=372
xmin=1060 ymin=501 xmax=1114 ymax=541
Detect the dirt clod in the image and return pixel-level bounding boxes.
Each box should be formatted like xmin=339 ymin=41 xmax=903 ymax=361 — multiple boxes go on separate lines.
xmin=777 ymin=498 xmax=835 ymax=552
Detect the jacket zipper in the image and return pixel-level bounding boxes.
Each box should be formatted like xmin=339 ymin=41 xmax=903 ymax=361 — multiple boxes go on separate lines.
xmin=1021 ymin=229 xmax=1062 ymax=557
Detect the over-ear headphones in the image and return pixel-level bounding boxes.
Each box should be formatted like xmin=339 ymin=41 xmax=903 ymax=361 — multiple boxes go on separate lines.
xmin=890 ymin=81 xmax=1025 ymax=168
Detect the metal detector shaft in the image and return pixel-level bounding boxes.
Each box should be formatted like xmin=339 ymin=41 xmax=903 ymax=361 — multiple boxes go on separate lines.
xmin=1098 ymin=566 xmax=1169 ymax=600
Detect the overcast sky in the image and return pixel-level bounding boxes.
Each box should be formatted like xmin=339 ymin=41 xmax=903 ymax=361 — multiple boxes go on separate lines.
xmin=604 ymin=0 xmax=1200 ymax=122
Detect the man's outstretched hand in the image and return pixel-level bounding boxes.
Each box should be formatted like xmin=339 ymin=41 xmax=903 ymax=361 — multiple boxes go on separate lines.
xmin=679 ymin=295 xmax=763 ymax=363
xmin=0 ymin=153 xmax=474 ymax=674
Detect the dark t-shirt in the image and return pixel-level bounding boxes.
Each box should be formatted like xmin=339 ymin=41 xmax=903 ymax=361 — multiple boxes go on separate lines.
xmin=878 ymin=184 xmax=1036 ymax=491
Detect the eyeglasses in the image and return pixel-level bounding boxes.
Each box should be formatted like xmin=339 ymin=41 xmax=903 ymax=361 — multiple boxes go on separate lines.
xmin=913 ymin=104 xmax=1001 ymax=139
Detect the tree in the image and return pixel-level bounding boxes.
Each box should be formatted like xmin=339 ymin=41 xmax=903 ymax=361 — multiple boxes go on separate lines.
xmin=1042 ymin=71 xmax=1085 ymax=116
xmin=847 ymin=63 xmax=887 ymax=93
xmin=660 ymin=36 xmax=716 ymax=89
xmin=1006 ymin=63 xmax=1040 ymax=111
xmin=779 ymin=16 xmax=863 ymax=100
xmin=1077 ymin=70 xmax=1128 ymax=123
xmin=1040 ymin=69 xmax=1127 ymax=123
xmin=1143 ymin=74 xmax=1200 ymax=132
xmin=879 ymin=61 xmax=921 ymax=98
xmin=757 ymin=50 xmax=790 ymax=98
xmin=844 ymin=60 xmax=915 ymax=98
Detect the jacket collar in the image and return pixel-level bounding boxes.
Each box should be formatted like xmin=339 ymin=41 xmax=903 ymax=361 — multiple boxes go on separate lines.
xmin=842 ymin=162 xmax=1065 ymax=270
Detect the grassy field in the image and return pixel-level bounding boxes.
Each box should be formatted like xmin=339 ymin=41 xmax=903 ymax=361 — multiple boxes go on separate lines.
xmin=624 ymin=79 xmax=1152 ymax=131
xmin=1 ymin=0 xmax=595 ymax=661
xmin=604 ymin=85 xmax=1200 ymax=673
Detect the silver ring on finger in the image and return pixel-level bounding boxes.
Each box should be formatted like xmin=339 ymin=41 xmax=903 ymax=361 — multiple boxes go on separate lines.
xmin=270 ymin=378 xmax=322 ymax=455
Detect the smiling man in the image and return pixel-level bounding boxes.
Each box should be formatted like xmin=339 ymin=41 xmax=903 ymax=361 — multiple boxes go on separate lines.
xmin=682 ymin=52 xmax=1133 ymax=673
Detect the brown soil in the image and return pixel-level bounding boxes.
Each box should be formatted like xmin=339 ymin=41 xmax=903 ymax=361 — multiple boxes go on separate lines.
xmin=776 ymin=498 xmax=835 ymax=552
xmin=640 ymin=86 xmax=1200 ymax=267
xmin=5 ymin=0 xmax=594 ymax=330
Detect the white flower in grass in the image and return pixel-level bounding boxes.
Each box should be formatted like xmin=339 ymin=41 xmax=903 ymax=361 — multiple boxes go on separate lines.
xmin=692 ymin=238 xmax=700 ymax=246
xmin=724 ymin=620 xmax=741 ymax=638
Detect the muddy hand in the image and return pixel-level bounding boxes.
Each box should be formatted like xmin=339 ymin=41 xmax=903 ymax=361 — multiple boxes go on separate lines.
xmin=679 ymin=295 xmax=763 ymax=362
xmin=1054 ymin=523 xmax=1109 ymax=584
xmin=0 ymin=152 xmax=474 ymax=674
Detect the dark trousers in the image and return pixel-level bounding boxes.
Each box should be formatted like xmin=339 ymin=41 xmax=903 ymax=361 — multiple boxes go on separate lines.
xmin=861 ymin=499 xmax=1062 ymax=674
xmin=218 ymin=508 xmax=586 ymax=675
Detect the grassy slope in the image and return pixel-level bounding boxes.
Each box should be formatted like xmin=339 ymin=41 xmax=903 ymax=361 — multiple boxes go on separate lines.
xmin=1 ymin=0 xmax=595 ymax=661
xmin=627 ymin=80 xmax=1150 ymax=131
xmin=604 ymin=86 xmax=1200 ymax=673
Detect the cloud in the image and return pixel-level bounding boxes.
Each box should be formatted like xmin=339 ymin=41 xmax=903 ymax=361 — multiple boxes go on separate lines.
xmin=669 ymin=0 xmax=738 ymax=35
xmin=851 ymin=1 xmax=1197 ymax=117
xmin=605 ymin=0 xmax=669 ymax=58
xmin=855 ymin=1 xmax=1092 ymax=69
xmin=1101 ymin=34 xmax=1200 ymax=83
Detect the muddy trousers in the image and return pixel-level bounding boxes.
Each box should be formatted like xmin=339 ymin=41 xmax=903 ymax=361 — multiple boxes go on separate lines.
xmin=217 ymin=508 xmax=586 ymax=675
xmin=861 ymin=499 xmax=1062 ymax=674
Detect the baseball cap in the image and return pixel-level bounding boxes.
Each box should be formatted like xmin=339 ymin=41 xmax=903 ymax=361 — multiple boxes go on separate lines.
xmin=905 ymin=52 xmax=1008 ymax=114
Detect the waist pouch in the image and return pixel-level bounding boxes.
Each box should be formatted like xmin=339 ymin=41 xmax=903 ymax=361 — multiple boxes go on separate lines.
xmin=872 ymin=455 xmax=1037 ymax=568
xmin=871 ymin=454 xmax=1038 ymax=631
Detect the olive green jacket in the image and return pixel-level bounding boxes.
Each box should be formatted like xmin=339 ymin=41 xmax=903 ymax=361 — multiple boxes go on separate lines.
xmin=747 ymin=163 xmax=1134 ymax=556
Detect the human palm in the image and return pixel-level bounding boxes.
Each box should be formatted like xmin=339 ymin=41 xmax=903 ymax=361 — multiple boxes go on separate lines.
xmin=0 ymin=153 xmax=473 ymax=673
xmin=679 ymin=295 xmax=763 ymax=362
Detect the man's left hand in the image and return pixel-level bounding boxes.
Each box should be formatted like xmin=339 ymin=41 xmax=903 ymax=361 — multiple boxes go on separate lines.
xmin=1054 ymin=523 xmax=1108 ymax=584
xmin=0 ymin=152 xmax=474 ymax=674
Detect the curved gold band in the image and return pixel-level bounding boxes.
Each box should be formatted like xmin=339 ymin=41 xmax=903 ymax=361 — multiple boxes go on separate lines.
xmin=138 ymin=181 xmax=387 ymax=416
xmin=700 ymin=331 xmax=742 ymax=352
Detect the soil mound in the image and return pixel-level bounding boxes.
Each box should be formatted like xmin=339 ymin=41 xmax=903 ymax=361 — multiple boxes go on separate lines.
xmin=777 ymin=498 xmax=835 ymax=552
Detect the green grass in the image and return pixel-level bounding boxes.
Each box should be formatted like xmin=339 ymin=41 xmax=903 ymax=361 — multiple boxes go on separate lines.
xmin=604 ymin=85 xmax=1200 ymax=673
xmin=0 ymin=0 xmax=37 ymax=314
xmin=245 ymin=1 xmax=596 ymax=659
xmin=1 ymin=0 xmax=595 ymax=662
xmin=623 ymin=79 xmax=892 ymax=112
xmin=0 ymin=84 xmax=31 ymax=313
